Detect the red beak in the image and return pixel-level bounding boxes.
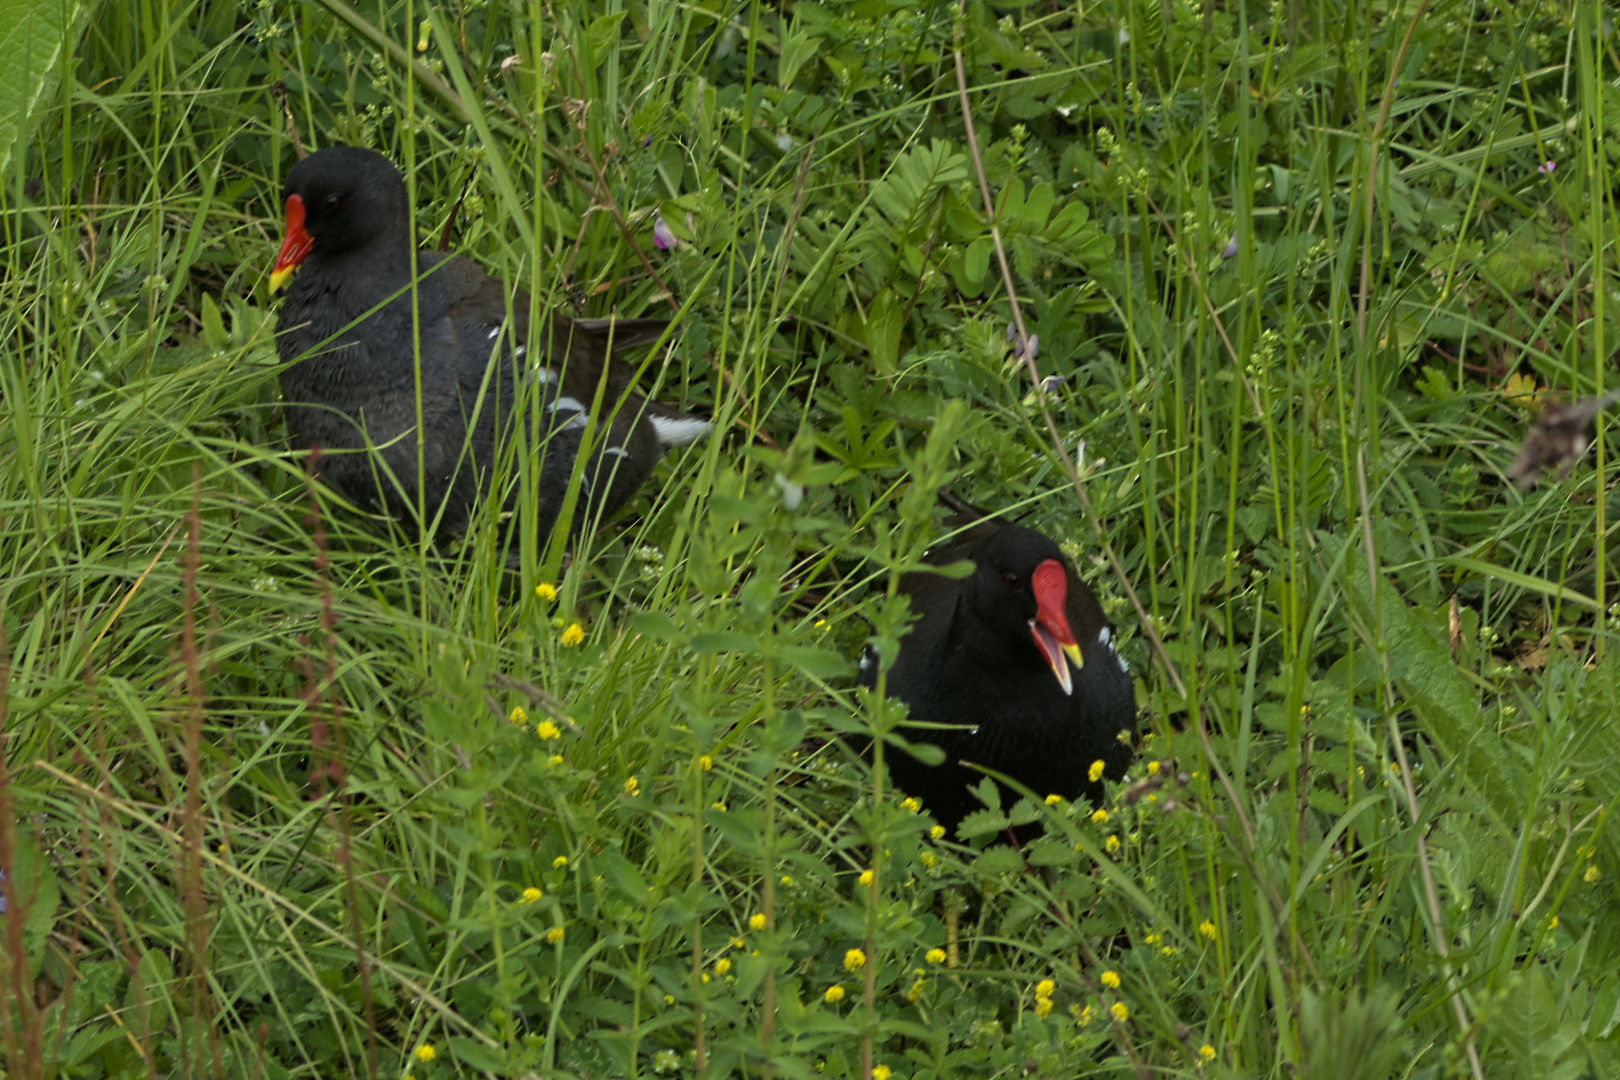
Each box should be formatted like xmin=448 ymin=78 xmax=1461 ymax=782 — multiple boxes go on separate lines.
xmin=269 ymin=193 xmax=312 ymax=292
xmin=1028 ymin=558 xmax=1083 ymax=695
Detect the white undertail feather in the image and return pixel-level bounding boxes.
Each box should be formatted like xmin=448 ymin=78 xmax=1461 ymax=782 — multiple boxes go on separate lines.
xmin=649 ymin=415 xmax=711 ymax=447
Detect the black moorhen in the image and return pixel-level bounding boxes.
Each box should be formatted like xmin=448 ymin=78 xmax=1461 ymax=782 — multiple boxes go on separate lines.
xmin=268 ymin=145 xmax=708 ymax=544
xmin=859 ymin=519 xmax=1136 ymax=836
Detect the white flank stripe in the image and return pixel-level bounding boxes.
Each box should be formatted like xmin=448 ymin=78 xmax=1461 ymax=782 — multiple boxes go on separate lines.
xmin=548 ymin=396 xmax=586 ymax=414
xmin=603 ymin=446 xmax=630 ymax=459
xmin=649 ymin=415 xmax=711 ymax=446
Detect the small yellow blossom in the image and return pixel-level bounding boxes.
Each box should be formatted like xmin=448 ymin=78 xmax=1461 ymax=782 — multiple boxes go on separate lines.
xmin=1078 ymin=1004 xmax=1094 ymax=1026
xmin=1089 ymin=759 xmax=1106 ymax=782
xmin=536 ymin=720 xmax=560 ymax=740
xmin=700 ymin=972 xmax=710 ymax=983
xmin=926 ymin=947 xmax=946 ymax=964
xmin=749 ymin=913 xmax=767 ymax=930
xmin=715 ymin=957 xmax=731 ymax=975
xmin=1110 ymin=1001 xmax=1129 ymax=1022
xmin=1579 ymin=844 xmax=1597 ymax=859
xmin=1035 ymin=979 xmax=1055 ymax=998
xmin=780 ymin=875 xmax=793 ymax=886
xmin=547 ymin=926 xmax=565 ymax=944
xmin=921 ymin=853 xmax=936 ymax=868
xmin=548 ymin=754 xmax=564 ymax=766
xmin=1105 ymin=835 xmax=1120 ymax=854
xmin=1586 ymin=865 xmax=1602 ymax=883
xmin=901 ymin=797 xmax=921 ymax=813
xmin=553 ymin=856 xmax=569 ymax=869
xmin=535 ymin=582 xmax=557 ymax=601
xmin=624 ymin=776 xmax=640 ymax=796
xmin=711 ymin=801 xmax=727 ymax=811
xmin=217 ymin=842 xmax=228 ymax=854
xmin=824 ymin=984 xmax=846 ymax=1003
xmin=1147 ymin=760 xmax=1160 ymax=775
xmin=1198 ymin=1044 xmax=1215 ymax=1062
xmin=907 ymin=978 xmax=925 ymax=1002
xmin=663 ymin=994 xmax=674 ymax=1004
xmin=1091 ymin=809 xmax=1109 ymax=824
xmin=872 ymin=1067 xmax=891 ymax=1080
xmin=1100 ymin=970 xmax=1120 ymax=989
xmin=1199 ymin=920 xmax=1217 ymax=940
xmin=1045 ymin=793 xmax=1063 ymax=806
xmin=699 ymin=754 xmax=713 ymax=770
xmin=1143 ymin=933 xmax=1160 ymax=945
xmin=730 ymin=937 xmax=745 ymax=949
xmin=1034 ymin=996 xmax=1054 ymax=1018
xmin=858 ymin=869 xmax=874 ymax=886
xmin=1162 ymin=946 xmax=1178 ymax=956
xmin=509 ymin=705 xmax=529 ymax=725
xmin=929 ymin=825 xmax=946 ymax=840
xmin=520 ymin=886 xmax=543 ymax=905
xmin=560 ymin=622 xmax=585 ymax=646
xmin=1549 ymin=916 xmax=1559 ymax=929
xmin=414 ymin=1044 xmax=436 ymax=1062
xmin=843 ymin=948 xmax=866 ymax=971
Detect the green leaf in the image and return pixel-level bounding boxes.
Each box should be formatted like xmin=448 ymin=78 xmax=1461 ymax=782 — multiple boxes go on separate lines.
xmin=690 ymin=631 xmax=760 ymax=654
xmin=779 ymin=644 xmax=851 ymax=679
xmin=0 ymin=0 xmax=84 ymax=177
xmin=447 ymin=1037 xmax=505 ymax=1071
xmin=630 ymin=610 xmax=688 ymax=642
xmin=584 ymin=11 xmax=627 ymax=66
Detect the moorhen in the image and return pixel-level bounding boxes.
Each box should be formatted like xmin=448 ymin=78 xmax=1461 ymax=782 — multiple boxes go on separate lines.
xmin=267 ymin=145 xmax=708 ymax=545
xmin=859 ymin=519 xmax=1136 ymax=836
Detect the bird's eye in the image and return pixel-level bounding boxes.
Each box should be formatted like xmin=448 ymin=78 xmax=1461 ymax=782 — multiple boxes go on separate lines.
xmin=1002 ymin=571 xmax=1019 ymax=589
xmin=325 ymin=193 xmax=342 ymax=209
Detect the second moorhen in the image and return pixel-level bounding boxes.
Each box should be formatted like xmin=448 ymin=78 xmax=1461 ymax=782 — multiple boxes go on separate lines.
xmin=268 ymin=145 xmax=708 ymax=545
xmin=859 ymin=518 xmax=1136 ymax=836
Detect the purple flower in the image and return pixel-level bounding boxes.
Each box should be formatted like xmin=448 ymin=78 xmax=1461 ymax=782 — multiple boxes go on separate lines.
xmin=642 ymin=134 xmax=652 ymax=148
xmin=1006 ymin=321 xmax=1016 ymax=344
xmin=1222 ymin=236 xmax=1239 ymax=259
xmin=1012 ymin=334 xmax=1039 ymax=363
xmin=652 ymin=217 xmax=676 ymax=251
xmin=1039 ymin=374 xmax=1066 ymax=394
xmin=1538 ymin=160 xmax=1556 ymax=175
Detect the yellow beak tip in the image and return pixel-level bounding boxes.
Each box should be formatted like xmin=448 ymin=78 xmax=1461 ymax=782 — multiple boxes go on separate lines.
xmin=268 ymin=267 xmax=293 ymax=293
xmin=1062 ymin=642 xmax=1083 ymax=669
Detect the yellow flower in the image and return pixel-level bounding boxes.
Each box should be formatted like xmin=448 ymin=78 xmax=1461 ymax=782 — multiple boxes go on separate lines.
xmin=1143 ymin=933 xmax=1160 ymax=945
xmin=711 ymin=801 xmax=727 ymax=810
xmin=907 ymin=978 xmax=925 ymax=1002
xmin=535 ymin=582 xmax=557 ymax=601
xmin=1579 ymin=844 xmax=1597 ymax=859
xmin=1078 ymin=1004 xmax=1094 ymax=1026
xmin=1089 ymin=759 xmax=1106 ymax=782
xmin=843 ymin=948 xmax=866 ymax=971
xmin=520 ymin=886 xmax=543 ymax=905
xmin=715 ymin=958 xmax=731 ymax=975
xmin=929 ymin=825 xmax=946 ymax=840
xmin=749 ymin=913 xmax=767 ymax=930
xmin=824 ymin=985 xmax=846 ymax=1003
xmin=1035 ymin=979 xmax=1055 ymax=998
xmin=700 ymin=972 xmax=710 ymax=983
xmin=1198 ymin=1044 xmax=1216 ymax=1062
xmin=536 ymin=720 xmax=560 ymax=740
xmin=858 ymin=870 xmax=874 ymax=886
xmin=1199 ymin=919 xmax=1217 ymax=940
xmin=509 ymin=705 xmax=528 ymax=725
xmin=1034 ymin=996 xmax=1054 ymax=1018
xmin=624 ymin=777 xmax=640 ymax=796
xmin=1100 ymin=970 xmax=1120 ymax=989
xmin=920 ymin=853 xmax=936 ymax=868
xmin=1090 ymin=809 xmax=1109 ymax=824
xmin=547 ymin=926 xmax=565 ymax=944
xmin=560 ymin=622 xmax=585 ymax=646
xmin=780 ymin=875 xmax=793 ymax=886
xmin=901 ymin=797 xmax=921 ymax=813
xmin=548 ymin=754 xmax=564 ymax=766
xmin=699 ymin=754 xmax=713 ymax=770
xmin=553 ymin=856 xmax=569 ymax=869
xmin=1045 ymin=793 xmax=1062 ymax=806
xmin=730 ymin=937 xmax=745 ymax=949
xmin=925 ymin=948 xmax=946 ymax=964
xmin=1147 ymin=760 xmax=1160 ymax=775
xmin=873 ymin=1067 xmax=891 ymax=1080
xmin=1104 ymin=835 xmax=1120 ymax=854
xmin=1585 ymin=865 xmax=1602 ymax=883
xmin=1109 ymin=1001 xmax=1129 ymax=1022
xmin=414 ymin=1044 xmax=436 ymax=1062
xmin=1549 ymin=916 xmax=1559 ymax=930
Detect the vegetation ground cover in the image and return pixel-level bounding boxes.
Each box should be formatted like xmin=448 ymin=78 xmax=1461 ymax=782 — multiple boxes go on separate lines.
xmin=1 ymin=0 xmax=1618 ymax=1075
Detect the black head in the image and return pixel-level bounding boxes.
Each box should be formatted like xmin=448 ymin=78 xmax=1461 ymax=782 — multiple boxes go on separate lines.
xmin=961 ymin=525 xmax=1085 ymax=694
xmin=270 ymin=146 xmax=409 ymax=288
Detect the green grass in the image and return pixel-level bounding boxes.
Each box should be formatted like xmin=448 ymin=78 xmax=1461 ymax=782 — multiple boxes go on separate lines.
xmin=2 ymin=0 xmax=1619 ymax=1076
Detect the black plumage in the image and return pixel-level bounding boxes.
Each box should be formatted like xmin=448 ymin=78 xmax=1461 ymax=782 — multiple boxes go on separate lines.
xmin=268 ymin=145 xmax=708 ymax=544
xmin=859 ymin=521 xmax=1136 ymax=836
